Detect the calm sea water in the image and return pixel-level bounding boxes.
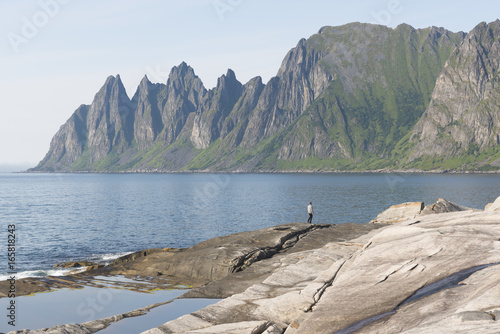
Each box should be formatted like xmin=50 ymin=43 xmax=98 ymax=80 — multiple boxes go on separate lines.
xmin=1 ymin=172 xmax=500 ymax=280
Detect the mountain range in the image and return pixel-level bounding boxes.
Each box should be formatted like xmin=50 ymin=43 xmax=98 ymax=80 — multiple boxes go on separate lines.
xmin=31 ymin=20 xmax=500 ymax=172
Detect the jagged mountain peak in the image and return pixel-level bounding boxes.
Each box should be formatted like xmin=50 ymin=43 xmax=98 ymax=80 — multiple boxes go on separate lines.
xmin=166 ymin=62 xmax=205 ymax=94
xmin=467 ymin=19 xmax=500 ymax=41
xmin=131 ymin=74 xmax=156 ymax=103
xmin=462 ymin=20 xmax=500 ymax=56
xmin=169 ymin=62 xmax=196 ymax=79
xmin=223 ymin=68 xmax=237 ymax=80
xmin=102 ymin=74 xmax=125 ymax=89
xmin=178 ymin=60 xmax=189 ymax=68
xmin=425 ymin=25 xmax=465 ymax=41
xmin=167 ymin=62 xmax=199 ymax=87
xmin=245 ymin=75 xmax=263 ymax=86
xmin=395 ymin=22 xmax=415 ymax=31
xmin=92 ymin=74 xmax=131 ymax=108
xmin=472 ymin=19 xmax=500 ymax=30
xmin=215 ymin=69 xmax=241 ymax=90
xmin=296 ymin=37 xmax=307 ymax=47
xmin=140 ymin=74 xmax=152 ymax=86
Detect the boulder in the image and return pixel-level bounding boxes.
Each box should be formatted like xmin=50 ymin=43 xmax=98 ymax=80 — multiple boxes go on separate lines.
xmin=370 ymin=202 xmax=424 ymax=224
xmin=420 ymin=198 xmax=473 ymax=215
xmin=485 ymin=195 xmax=500 ymax=212
xmin=53 ymin=261 xmax=95 ymax=268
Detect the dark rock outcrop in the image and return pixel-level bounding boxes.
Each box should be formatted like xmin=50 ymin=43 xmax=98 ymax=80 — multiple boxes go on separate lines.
xmin=95 ymin=224 xmax=332 ymax=283
xmin=53 ymin=261 xmax=96 ymax=268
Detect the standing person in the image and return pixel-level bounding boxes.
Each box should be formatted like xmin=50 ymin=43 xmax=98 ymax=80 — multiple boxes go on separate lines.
xmin=307 ymin=202 xmax=314 ymax=224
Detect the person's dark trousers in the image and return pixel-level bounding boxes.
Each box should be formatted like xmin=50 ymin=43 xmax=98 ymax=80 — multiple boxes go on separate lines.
xmin=308 ymin=214 xmax=313 ymax=224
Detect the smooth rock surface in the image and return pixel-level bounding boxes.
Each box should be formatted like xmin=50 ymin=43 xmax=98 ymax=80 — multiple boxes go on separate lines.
xmin=485 ymin=195 xmax=500 ymax=212
xmin=370 ymin=201 xmax=424 ymax=223
xmin=289 ymin=210 xmax=500 ymax=333
xmin=144 ymin=197 xmax=500 ymax=334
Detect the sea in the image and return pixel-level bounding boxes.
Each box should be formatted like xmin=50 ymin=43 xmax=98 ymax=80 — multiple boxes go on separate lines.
xmin=1 ymin=172 xmax=500 ymax=281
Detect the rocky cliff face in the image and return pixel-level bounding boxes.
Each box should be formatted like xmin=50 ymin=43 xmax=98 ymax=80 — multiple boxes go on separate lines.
xmin=163 ymin=62 xmax=207 ymax=147
xmin=271 ymin=24 xmax=465 ymax=168
xmin=32 ymin=21 xmax=486 ymax=172
xmin=239 ymin=37 xmax=334 ymax=148
xmin=37 ymin=75 xmax=136 ymax=171
xmin=36 ymin=105 xmax=89 ymax=171
xmin=85 ymin=75 xmax=135 ymax=164
xmin=131 ymin=76 xmax=163 ymax=150
xmin=191 ymin=69 xmax=243 ymax=149
xmin=409 ymin=20 xmax=500 ymax=167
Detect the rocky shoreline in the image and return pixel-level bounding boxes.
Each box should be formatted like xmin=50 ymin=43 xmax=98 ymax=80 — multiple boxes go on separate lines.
xmin=5 ymin=197 xmax=500 ymax=333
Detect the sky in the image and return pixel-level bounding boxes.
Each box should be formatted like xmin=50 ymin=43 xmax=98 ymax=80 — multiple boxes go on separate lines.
xmin=0 ymin=0 xmax=499 ymax=171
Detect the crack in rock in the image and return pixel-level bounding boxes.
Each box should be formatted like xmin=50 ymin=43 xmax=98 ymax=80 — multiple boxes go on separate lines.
xmin=334 ymin=262 xmax=500 ymax=334
xmin=231 ymin=225 xmax=330 ymax=273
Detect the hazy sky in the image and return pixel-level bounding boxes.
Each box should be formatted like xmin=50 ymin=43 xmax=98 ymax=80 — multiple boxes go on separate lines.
xmin=1 ymin=0 xmax=499 ymax=169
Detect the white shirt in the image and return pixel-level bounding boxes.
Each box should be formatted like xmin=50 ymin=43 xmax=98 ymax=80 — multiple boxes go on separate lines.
xmin=307 ymin=204 xmax=313 ymax=214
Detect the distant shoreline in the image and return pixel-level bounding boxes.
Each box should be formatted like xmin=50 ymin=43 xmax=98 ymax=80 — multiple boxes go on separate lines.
xmin=20 ymin=169 xmax=500 ymax=175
